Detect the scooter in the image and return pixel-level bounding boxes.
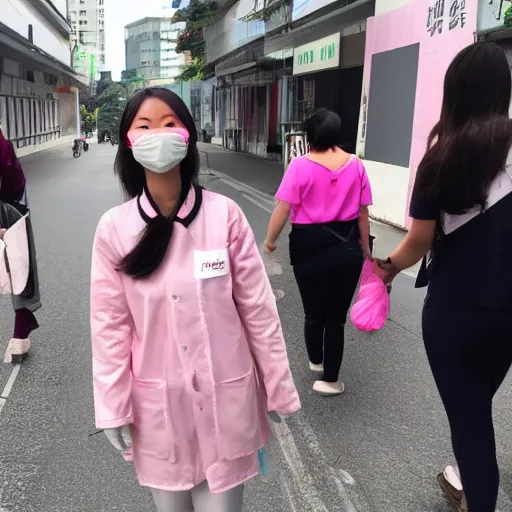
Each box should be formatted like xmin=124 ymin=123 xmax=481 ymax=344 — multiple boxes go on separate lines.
xmin=72 ymin=138 xmax=82 ymax=158
xmin=72 ymin=136 xmax=89 ymax=158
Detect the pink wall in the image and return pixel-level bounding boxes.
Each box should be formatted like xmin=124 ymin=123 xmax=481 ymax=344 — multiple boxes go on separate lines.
xmin=363 ymin=0 xmax=478 ymax=225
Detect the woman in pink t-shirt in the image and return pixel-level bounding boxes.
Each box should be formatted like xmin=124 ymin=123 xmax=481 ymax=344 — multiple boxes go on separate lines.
xmin=265 ymin=109 xmax=373 ymax=396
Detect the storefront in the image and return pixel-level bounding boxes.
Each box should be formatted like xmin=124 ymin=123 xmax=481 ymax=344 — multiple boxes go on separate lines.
xmin=263 ymin=0 xmax=374 ymax=158
xmin=477 ymin=0 xmax=512 ymax=105
xmin=291 ymin=31 xmax=365 ymax=153
xmin=356 ymin=0 xmax=478 ymax=228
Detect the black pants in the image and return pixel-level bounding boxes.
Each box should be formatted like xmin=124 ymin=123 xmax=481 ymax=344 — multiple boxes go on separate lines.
xmin=293 ymin=242 xmax=363 ymax=383
xmin=423 ymin=301 xmax=512 ymax=512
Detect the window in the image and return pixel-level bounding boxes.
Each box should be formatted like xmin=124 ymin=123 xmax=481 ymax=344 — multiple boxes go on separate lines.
xmin=79 ymin=20 xmax=87 ymax=25
xmin=80 ymin=0 xmax=85 ymax=4
xmin=79 ymin=10 xmax=86 ymax=15
xmin=98 ymin=0 xmax=104 ymax=4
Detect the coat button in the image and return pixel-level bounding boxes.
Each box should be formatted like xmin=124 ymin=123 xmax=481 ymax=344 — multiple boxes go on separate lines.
xmin=182 ymin=345 xmax=188 ymax=352
xmin=172 ymin=295 xmax=180 ymax=302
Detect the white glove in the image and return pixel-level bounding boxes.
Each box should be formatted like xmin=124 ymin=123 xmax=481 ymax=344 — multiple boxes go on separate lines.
xmin=104 ymin=424 xmax=133 ymax=453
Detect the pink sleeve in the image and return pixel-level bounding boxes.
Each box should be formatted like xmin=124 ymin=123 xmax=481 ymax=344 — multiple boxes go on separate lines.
xmin=275 ymin=159 xmax=301 ymax=205
xmin=90 ymin=214 xmax=134 ymax=429
xmin=227 ymin=201 xmax=301 ymax=417
xmin=359 ymin=160 xmax=373 ymax=206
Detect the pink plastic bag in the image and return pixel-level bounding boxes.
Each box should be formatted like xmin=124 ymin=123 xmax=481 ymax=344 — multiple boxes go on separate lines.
xmin=350 ymin=258 xmax=390 ymax=332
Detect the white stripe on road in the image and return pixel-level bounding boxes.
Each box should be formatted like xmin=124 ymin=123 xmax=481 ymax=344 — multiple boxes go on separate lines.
xmin=272 ymin=420 xmax=330 ymax=512
xmin=294 ymin=415 xmax=362 ymax=512
xmin=241 ymin=193 xmax=273 ymax=213
xmin=0 ymin=364 xmax=21 ymax=416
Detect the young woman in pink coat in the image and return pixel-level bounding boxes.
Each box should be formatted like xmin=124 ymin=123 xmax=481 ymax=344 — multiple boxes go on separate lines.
xmin=90 ymin=87 xmax=301 ymax=512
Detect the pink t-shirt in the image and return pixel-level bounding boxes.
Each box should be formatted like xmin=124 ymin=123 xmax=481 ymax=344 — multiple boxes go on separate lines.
xmin=276 ymin=155 xmax=373 ymax=224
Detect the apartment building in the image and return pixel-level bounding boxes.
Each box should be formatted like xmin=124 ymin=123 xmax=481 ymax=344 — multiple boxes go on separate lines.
xmin=125 ymin=17 xmax=185 ymax=81
xmin=68 ymin=0 xmax=106 ymax=84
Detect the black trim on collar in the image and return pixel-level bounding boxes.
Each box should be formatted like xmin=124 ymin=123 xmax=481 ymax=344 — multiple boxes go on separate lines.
xmin=136 ymin=182 xmax=203 ymax=228
xmin=177 ymin=184 xmax=203 ymax=228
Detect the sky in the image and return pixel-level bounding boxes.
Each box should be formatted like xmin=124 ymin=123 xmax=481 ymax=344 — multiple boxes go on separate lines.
xmin=105 ymin=0 xmax=177 ymax=80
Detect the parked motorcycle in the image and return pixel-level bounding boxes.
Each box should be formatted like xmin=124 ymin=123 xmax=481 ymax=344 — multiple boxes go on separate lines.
xmin=72 ymin=138 xmax=82 ymax=158
xmin=72 ymin=136 xmax=89 ymax=158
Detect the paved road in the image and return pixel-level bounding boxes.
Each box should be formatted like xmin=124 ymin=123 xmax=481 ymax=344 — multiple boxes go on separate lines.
xmin=0 ymin=142 xmax=511 ymax=512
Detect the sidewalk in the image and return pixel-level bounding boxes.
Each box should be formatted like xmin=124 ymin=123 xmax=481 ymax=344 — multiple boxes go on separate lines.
xmin=198 ymin=143 xmax=420 ymax=277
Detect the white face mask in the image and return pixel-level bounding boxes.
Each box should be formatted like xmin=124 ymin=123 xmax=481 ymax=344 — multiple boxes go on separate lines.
xmin=131 ymin=132 xmax=188 ymax=174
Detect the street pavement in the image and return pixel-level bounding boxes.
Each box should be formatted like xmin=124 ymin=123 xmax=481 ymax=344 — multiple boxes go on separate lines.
xmin=0 ymin=141 xmax=511 ymax=512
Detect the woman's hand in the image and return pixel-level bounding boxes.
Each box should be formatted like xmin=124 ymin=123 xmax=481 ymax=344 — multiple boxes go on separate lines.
xmin=0 ymin=229 xmax=5 ymax=240
xmin=374 ymin=258 xmax=400 ymax=284
xmin=362 ymin=242 xmax=372 ymax=260
xmin=264 ymin=240 xmax=276 ymax=253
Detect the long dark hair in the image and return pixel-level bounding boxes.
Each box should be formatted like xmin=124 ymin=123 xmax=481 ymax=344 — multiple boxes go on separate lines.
xmin=114 ymin=87 xmax=199 ymax=278
xmin=414 ymin=42 xmax=512 ymax=215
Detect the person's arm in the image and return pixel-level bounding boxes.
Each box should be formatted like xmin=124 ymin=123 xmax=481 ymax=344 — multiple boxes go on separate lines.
xmin=358 ymin=206 xmax=371 ymax=257
xmin=265 ymin=161 xmax=300 ymax=252
xmin=376 ymin=219 xmax=436 ymax=283
xmin=90 ymin=214 xmax=134 ymax=429
xmin=358 ymin=160 xmax=373 ymax=257
xmin=265 ymin=201 xmax=291 ymax=252
xmin=228 ymin=200 xmax=301 ymax=417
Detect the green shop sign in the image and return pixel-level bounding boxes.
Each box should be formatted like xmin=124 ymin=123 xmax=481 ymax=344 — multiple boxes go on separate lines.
xmin=293 ymin=33 xmax=340 ymax=76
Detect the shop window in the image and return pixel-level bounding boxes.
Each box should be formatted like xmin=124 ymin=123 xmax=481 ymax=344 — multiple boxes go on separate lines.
xmin=365 ymin=43 xmax=420 ymax=168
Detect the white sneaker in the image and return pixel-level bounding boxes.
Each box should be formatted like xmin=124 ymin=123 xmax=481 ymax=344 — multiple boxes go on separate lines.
xmin=4 ymin=338 xmax=30 ymax=364
xmin=313 ymin=380 xmax=345 ymax=396
xmin=309 ymin=362 xmax=324 ymax=374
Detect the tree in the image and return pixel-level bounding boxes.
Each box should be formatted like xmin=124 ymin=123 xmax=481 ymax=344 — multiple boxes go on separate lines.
xmin=97 ymin=82 xmax=128 ymax=142
xmin=80 ymin=104 xmax=98 ymax=134
xmin=174 ymin=0 xmax=218 ymax=82
xmin=121 ymin=69 xmax=147 ymax=95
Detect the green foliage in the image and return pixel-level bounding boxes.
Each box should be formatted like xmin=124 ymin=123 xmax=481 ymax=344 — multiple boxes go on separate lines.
xmin=95 ymin=73 xmax=113 ymax=97
xmin=175 ymin=0 xmax=217 ymax=83
xmin=505 ymin=6 xmax=512 ymax=28
xmin=97 ymin=82 xmax=128 ymax=140
xmin=80 ymin=104 xmax=99 ymax=133
xmin=121 ymin=69 xmax=147 ymax=93
xmin=175 ymin=58 xmax=215 ymax=83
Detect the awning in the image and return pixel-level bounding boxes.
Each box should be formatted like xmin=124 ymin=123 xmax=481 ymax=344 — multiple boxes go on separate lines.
xmin=265 ymin=0 xmax=375 ymax=55
xmin=0 ymin=23 xmax=87 ymax=87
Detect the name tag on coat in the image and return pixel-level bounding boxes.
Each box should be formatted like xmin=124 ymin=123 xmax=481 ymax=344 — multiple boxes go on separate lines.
xmin=194 ymin=249 xmax=230 ymax=280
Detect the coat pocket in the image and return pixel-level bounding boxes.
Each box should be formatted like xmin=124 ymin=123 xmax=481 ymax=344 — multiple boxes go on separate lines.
xmin=215 ymin=371 xmax=268 ymax=461
xmin=131 ymin=378 xmax=175 ymax=462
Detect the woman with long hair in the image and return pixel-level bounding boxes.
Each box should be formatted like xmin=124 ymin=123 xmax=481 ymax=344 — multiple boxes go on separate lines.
xmin=376 ymin=42 xmax=512 ymax=512
xmin=90 ymin=87 xmax=300 ymax=512
xmin=265 ymin=109 xmax=372 ymax=396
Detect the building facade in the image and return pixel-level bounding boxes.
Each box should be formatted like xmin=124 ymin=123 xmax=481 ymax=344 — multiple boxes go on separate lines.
xmin=124 ymin=18 xmax=186 ymax=81
xmin=206 ymin=0 xmax=374 ymax=159
xmin=356 ymin=0 xmax=478 ymax=228
xmin=68 ymin=0 xmax=106 ymax=85
xmin=1 ymin=0 xmax=84 ymax=156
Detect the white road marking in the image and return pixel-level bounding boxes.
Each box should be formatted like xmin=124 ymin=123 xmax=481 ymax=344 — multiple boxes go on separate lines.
xmin=294 ymin=415 xmax=362 ymax=512
xmin=272 ymin=420 xmax=330 ymax=512
xmin=241 ymin=193 xmax=273 ymax=213
xmin=1 ymin=364 xmax=21 ymax=399
xmin=280 ymin=476 xmax=299 ymax=512
xmin=0 ymin=364 xmax=21 ymax=416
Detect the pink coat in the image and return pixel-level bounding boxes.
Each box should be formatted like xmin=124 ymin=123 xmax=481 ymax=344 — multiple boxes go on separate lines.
xmin=90 ymin=185 xmax=300 ymax=493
